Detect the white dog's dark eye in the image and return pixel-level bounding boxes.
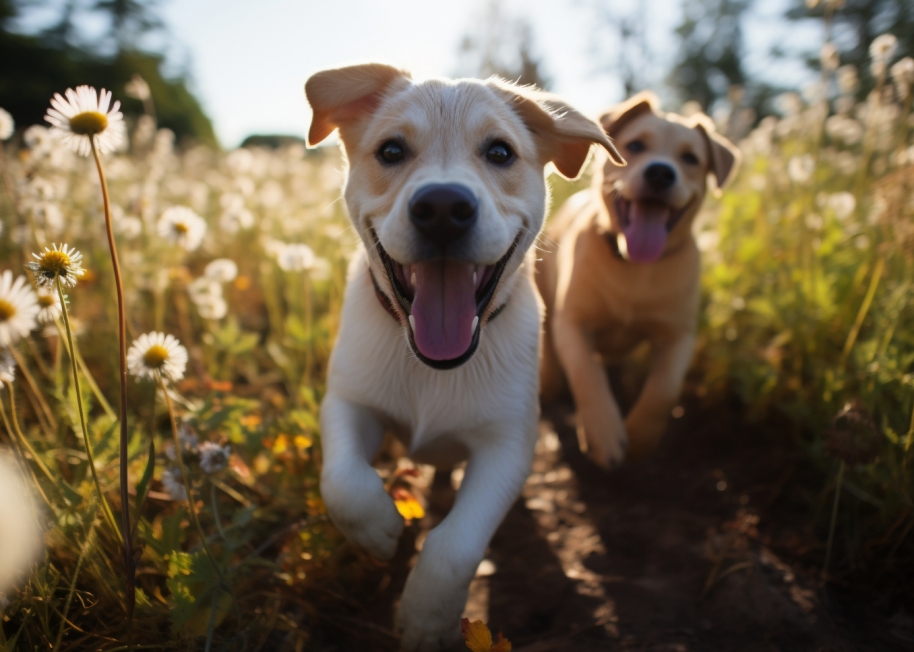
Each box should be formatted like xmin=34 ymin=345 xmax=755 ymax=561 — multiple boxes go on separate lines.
xmin=378 ymin=141 xmax=406 ymax=164
xmin=682 ymin=152 xmax=699 ymax=165
xmin=486 ymin=141 xmax=513 ymax=165
xmin=626 ymin=140 xmax=646 ymax=153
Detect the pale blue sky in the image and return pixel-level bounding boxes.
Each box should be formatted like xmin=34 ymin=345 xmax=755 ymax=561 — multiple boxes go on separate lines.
xmin=17 ymin=0 xmax=817 ymax=146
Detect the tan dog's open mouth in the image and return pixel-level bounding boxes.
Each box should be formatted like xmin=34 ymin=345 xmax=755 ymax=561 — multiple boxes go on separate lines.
xmin=614 ymin=198 xmax=694 ymax=263
xmin=375 ymin=233 xmax=520 ymax=370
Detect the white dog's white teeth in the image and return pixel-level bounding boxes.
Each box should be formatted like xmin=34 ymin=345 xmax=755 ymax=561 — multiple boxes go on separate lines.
xmin=471 ymin=315 xmax=479 ymax=335
xmin=409 ymin=315 xmax=415 ymax=331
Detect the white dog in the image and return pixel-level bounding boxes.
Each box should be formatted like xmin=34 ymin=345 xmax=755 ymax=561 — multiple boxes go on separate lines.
xmin=305 ymin=63 xmax=623 ymax=651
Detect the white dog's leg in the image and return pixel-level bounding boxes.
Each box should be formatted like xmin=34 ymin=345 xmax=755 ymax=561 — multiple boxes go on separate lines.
xmin=397 ymin=426 xmax=534 ymax=652
xmin=320 ymin=393 xmax=404 ymax=560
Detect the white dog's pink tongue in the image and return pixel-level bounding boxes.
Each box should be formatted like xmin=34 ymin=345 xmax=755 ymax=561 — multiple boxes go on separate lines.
xmin=411 ymin=260 xmax=476 ymax=361
xmin=623 ymin=202 xmax=671 ymax=263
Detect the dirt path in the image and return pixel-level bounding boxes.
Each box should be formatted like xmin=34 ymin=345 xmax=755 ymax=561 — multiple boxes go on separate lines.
xmin=307 ymin=397 xmax=913 ymax=651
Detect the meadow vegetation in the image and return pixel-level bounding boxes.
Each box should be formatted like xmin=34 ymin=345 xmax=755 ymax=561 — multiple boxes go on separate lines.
xmin=0 ymin=33 xmax=911 ymax=651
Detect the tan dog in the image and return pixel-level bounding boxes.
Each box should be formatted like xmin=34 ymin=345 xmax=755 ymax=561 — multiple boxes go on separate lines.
xmin=538 ymin=91 xmax=739 ymax=468
xmin=306 ymin=63 xmax=621 ymax=651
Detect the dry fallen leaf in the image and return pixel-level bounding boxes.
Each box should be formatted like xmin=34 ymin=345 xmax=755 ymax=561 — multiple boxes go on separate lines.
xmin=462 ymin=618 xmax=511 ymax=652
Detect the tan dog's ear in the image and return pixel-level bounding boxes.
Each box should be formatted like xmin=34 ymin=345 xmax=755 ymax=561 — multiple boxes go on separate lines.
xmin=304 ymin=63 xmax=411 ymax=147
xmin=488 ymin=79 xmax=626 ymax=180
xmin=693 ymin=118 xmax=741 ymax=190
xmin=599 ymin=91 xmax=659 ymax=138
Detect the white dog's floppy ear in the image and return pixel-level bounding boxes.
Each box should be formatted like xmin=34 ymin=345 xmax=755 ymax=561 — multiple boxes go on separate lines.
xmin=599 ymin=90 xmax=659 ymax=138
xmin=489 ymin=79 xmax=626 ymax=180
xmin=304 ymin=63 xmax=411 ymax=147
xmin=692 ymin=117 xmax=741 ymax=190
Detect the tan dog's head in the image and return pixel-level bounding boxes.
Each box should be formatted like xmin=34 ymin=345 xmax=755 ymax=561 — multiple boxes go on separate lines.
xmin=306 ymin=63 xmax=623 ymax=369
xmin=596 ymin=91 xmax=740 ymax=263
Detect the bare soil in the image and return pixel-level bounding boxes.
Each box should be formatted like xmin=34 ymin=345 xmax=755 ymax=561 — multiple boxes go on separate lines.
xmin=303 ymin=395 xmax=914 ymax=652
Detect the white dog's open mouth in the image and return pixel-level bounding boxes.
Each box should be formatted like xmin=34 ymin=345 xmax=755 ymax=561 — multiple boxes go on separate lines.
xmin=374 ymin=233 xmax=520 ymax=370
xmin=614 ymin=198 xmax=694 ymax=264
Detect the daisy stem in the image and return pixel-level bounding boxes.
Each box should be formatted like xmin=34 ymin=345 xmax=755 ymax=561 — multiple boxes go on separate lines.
xmin=8 ymin=346 xmax=57 ymax=434
xmin=0 ymin=389 xmax=56 ymax=513
xmin=90 ymin=136 xmax=135 ymax=617
xmin=56 ymin=276 xmax=122 ymax=544
xmin=53 ymin=319 xmax=116 ymax=420
xmin=4 ymin=384 xmax=55 ymax=484
xmin=160 ymin=379 xmax=227 ymax=585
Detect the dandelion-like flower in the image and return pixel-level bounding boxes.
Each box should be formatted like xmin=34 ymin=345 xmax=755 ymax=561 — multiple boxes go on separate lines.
xmin=44 ymin=86 xmax=126 ymax=156
xmin=892 ymin=57 xmax=914 ymax=97
xmin=35 ymin=289 xmax=64 ymax=324
xmin=204 ymin=258 xmax=238 ymax=283
xmin=0 ymin=108 xmax=13 ymax=141
xmin=157 ymin=206 xmax=207 ymax=251
xmin=277 ymin=243 xmax=315 ymax=272
xmin=127 ymin=332 xmax=188 ymax=383
xmin=787 ymin=155 xmax=815 ymax=184
xmin=869 ymin=34 xmax=897 ymax=64
xmin=198 ymin=441 xmax=231 ymax=474
xmin=161 ymin=467 xmax=187 ymax=501
xmin=0 ymin=349 xmax=16 ymax=385
xmin=0 ymin=271 xmax=39 ymax=347
xmin=26 ymin=243 xmax=85 ymax=288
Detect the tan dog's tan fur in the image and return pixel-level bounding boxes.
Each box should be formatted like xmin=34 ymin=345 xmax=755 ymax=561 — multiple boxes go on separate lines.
xmin=538 ymin=92 xmax=739 ymax=467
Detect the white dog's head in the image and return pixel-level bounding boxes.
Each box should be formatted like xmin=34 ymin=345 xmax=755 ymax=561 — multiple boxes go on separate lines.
xmin=306 ymin=63 xmax=623 ymax=369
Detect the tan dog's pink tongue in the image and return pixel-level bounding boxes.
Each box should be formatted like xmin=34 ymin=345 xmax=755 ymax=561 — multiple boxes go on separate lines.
xmin=411 ymin=260 xmax=476 ymax=361
xmin=622 ymin=202 xmax=671 ymax=263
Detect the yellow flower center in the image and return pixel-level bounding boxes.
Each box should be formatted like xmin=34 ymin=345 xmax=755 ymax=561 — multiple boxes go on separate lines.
xmin=142 ymin=344 xmax=170 ymax=369
xmin=38 ymin=250 xmax=72 ymax=277
xmin=173 ymin=221 xmax=190 ymax=234
xmin=68 ymin=111 xmax=108 ymax=136
xmin=0 ymin=299 xmax=15 ymax=322
xmin=38 ymin=295 xmax=57 ymax=308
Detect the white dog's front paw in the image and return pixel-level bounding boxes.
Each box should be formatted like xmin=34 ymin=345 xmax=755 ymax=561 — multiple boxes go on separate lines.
xmin=577 ymin=412 xmax=628 ymax=469
xmin=396 ymin=543 xmax=471 ymax=651
xmin=321 ymin=466 xmax=404 ymax=560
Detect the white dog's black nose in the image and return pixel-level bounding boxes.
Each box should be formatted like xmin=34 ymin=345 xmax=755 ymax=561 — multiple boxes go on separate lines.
xmin=644 ymin=163 xmax=677 ymax=191
xmin=409 ymin=183 xmax=478 ymax=247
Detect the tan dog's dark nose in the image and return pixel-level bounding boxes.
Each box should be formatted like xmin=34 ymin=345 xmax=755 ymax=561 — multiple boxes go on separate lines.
xmin=644 ymin=163 xmax=676 ymax=192
xmin=409 ymin=183 xmax=478 ymax=248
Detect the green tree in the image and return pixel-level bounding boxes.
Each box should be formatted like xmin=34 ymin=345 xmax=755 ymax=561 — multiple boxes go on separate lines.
xmin=0 ymin=0 xmax=216 ymax=146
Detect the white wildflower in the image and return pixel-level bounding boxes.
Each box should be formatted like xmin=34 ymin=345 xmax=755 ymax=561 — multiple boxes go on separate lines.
xmin=198 ymin=441 xmax=231 ymax=474
xmin=0 ymin=108 xmax=13 ymax=141
xmin=0 ymin=349 xmax=15 ymax=385
xmin=26 ymin=244 xmax=85 ymax=288
xmin=127 ymin=332 xmax=188 ymax=383
xmin=157 ymin=206 xmax=207 ymax=251
xmin=787 ymin=155 xmax=815 ymax=183
xmin=869 ymin=34 xmax=897 ymax=64
xmin=161 ymin=467 xmax=187 ymax=501
xmin=277 ymin=243 xmax=315 ymax=272
xmin=204 ymin=259 xmax=238 ymax=283
xmin=0 ymin=451 xmax=43 ymax=595
xmin=0 ymin=271 xmax=39 ymax=347
xmin=44 ymin=85 xmax=126 ymax=156
xmin=35 ymin=289 xmax=63 ymax=324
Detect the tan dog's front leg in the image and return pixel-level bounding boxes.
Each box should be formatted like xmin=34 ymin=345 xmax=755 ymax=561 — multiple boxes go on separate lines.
xmin=552 ymin=313 xmax=626 ymax=467
xmin=625 ymin=332 xmax=696 ymax=459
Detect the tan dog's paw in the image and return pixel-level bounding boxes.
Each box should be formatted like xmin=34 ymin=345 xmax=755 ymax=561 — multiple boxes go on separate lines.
xmin=624 ymin=410 xmax=668 ymax=460
xmin=576 ymin=410 xmax=627 ymax=469
xmin=321 ymin=466 xmax=404 ymax=560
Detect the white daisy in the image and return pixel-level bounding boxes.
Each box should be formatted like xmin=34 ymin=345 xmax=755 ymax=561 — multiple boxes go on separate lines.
xmin=161 ymin=467 xmax=187 ymax=501
xmin=277 ymin=243 xmax=315 ymax=272
xmin=0 ymin=271 xmax=39 ymax=347
xmin=204 ymin=258 xmax=238 ymax=283
xmin=26 ymin=244 xmax=85 ymax=288
xmin=127 ymin=331 xmax=188 ymax=383
xmin=198 ymin=441 xmax=231 ymax=474
xmin=157 ymin=206 xmax=207 ymax=251
xmin=0 ymin=108 xmax=13 ymax=141
xmin=187 ymin=277 xmax=222 ymax=305
xmin=124 ymin=74 xmax=151 ymax=102
xmin=869 ymin=34 xmax=897 ymax=64
xmin=44 ymin=86 xmax=126 ymax=156
xmin=196 ymin=296 xmax=227 ymax=320
xmin=23 ymin=125 xmax=52 ymax=153
xmin=0 ymin=349 xmax=16 ymax=385
xmin=35 ymin=289 xmax=64 ymax=324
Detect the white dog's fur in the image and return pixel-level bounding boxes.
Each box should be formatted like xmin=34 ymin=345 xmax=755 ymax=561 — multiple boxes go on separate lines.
xmin=305 ymin=63 xmax=622 ymax=651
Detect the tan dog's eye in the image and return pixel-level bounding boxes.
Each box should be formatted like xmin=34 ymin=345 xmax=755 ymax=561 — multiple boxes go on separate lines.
xmin=682 ymin=152 xmax=699 ymax=166
xmin=377 ymin=140 xmax=406 ymax=165
xmin=485 ymin=141 xmax=514 ymax=165
xmin=626 ymin=140 xmax=646 ymax=153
